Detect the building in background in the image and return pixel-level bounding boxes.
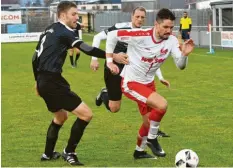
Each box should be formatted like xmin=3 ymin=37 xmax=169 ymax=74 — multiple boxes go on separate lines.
xmin=121 ymin=0 xmax=187 ymax=12
xmin=210 ymin=0 xmax=233 ymax=30
xmin=50 ymin=0 xmax=121 ymax=11
xmin=185 ymin=0 xmax=227 ymax=9
xmin=77 ymin=0 xmax=121 ymax=11
xmin=19 ymin=0 xmax=44 ymax=7
xmin=1 ymin=0 xmax=20 ymax=10
xmin=1 ymin=0 xmax=20 ymax=4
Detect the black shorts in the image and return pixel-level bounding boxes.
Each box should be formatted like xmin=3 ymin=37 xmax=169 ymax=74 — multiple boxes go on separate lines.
xmin=181 ymin=29 xmax=190 ymax=40
xmin=104 ymin=61 xmax=124 ymax=101
xmin=37 ymin=72 xmax=82 ymax=112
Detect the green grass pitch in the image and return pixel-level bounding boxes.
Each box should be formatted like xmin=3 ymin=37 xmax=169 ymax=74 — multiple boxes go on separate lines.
xmin=1 ymin=34 xmax=233 ymax=167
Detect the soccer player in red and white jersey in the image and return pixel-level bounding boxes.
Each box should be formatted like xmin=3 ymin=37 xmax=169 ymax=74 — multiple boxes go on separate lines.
xmin=105 ymin=8 xmax=194 ymax=157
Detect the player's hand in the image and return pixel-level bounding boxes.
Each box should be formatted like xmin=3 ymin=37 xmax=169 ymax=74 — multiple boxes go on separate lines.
xmin=35 ymin=83 xmax=40 ymax=96
xmin=181 ymin=39 xmax=194 ymax=56
xmin=160 ymin=79 xmax=170 ymax=88
xmin=187 ymin=32 xmax=190 ymax=35
xmin=90 ymin=59 xmax=99 ymax=71
xmin=113 ymin=52 xmax=129 ymax=65
xmin=107 ymin=62 xmax=119 ymax=75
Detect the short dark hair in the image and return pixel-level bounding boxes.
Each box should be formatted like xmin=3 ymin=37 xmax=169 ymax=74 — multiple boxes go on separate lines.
xmin=57 ymin=1 xmax=77 ymax=17
xmin=184 ymin=11 xmax=187 ymax=14
xmin=132 ymin=6 xmax=146 ymax=15
xmin=156 ymin=8 xmax=176 ymax=23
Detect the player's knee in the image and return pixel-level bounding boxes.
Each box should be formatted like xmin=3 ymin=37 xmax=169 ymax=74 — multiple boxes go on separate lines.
xmin=157 ymin=100 xmax=168 ymax=111
xmin=109 ymin=104 xmax=120 ymax=113
xmin=82 ymin=108 xmax=93 ymax=121
xmin=109 ymin=101 xmax=121 ymax=113
xmin=54 ymin=114 xmax=68 ymax=125
xmin=73 ymin=103 xmax=93 ymax=121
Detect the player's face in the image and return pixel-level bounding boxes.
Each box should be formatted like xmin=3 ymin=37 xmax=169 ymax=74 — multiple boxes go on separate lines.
xmin=131 ymin=10 xmax=146 ymax=28
xmin=155 ymin=19 xmax=174 ymax=40
xmin=64 ymin=7 xmax=79 ymax=29
xmin=183 ymin=13 xmax=187 ymax=18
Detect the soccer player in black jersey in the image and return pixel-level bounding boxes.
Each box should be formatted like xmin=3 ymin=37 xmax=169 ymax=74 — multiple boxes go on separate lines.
xmin=32 ymin=1 xmax=106 ymax=166
xmin=69 ymin=21 xmax=83 ymax=68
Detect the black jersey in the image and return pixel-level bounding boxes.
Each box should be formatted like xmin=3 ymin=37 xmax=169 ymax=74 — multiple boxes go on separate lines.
xmin=104 ymin=22 xmax=133 ymax=53
xmin=36 ymin=22 xmax=80 ymax=73
xmin=32 ymin=21 xmax=105 ymax=80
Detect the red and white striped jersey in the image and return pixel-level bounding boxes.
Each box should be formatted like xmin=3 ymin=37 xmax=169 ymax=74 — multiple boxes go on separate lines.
xmin=106 ymin=28 xmax=188 ymax=84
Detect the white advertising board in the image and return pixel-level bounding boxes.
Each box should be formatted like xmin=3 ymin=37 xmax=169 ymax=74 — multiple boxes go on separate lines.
xmin=1 ymin=11 xmax=22 ymax=24
xmin=221 ymin=31 xmax=233 ymax=48
xmin=1 ymin=33 xmax=41 ymax=43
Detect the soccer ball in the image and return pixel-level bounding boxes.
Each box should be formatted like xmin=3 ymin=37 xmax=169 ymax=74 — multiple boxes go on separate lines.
xmin=175 ymin=149 xmax=199 ymax=168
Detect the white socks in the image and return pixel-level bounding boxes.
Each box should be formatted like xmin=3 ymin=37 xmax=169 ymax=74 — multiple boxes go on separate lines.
xmin=136 ymin=136 xmax=147 ymax=151
xmin=147 ymin=121 xmax=160 ymax=139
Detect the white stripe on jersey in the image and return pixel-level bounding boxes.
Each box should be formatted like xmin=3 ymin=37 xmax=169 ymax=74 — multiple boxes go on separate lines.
xmin=72 ymin=40 xmax=82 ymax=47
xmin=122 ymin=80 xmax=147 ymax=103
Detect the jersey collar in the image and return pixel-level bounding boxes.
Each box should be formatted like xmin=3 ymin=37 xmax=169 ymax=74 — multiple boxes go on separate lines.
xmin=59 ymin=20 xmax=74 ymax=32
xmin=151 ymin=27 xmax=163 ymax=44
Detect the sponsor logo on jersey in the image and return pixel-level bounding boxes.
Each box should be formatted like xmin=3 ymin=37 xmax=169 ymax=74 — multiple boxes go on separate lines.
xmin=160 ymin=48 xmax=168 ymax=55
xmin=141 ymin=56 xmax=165 ymax=63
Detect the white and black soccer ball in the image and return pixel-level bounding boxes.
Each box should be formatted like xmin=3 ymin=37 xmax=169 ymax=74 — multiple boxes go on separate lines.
xmin=175 ymin=149 xmax=199 ymax=168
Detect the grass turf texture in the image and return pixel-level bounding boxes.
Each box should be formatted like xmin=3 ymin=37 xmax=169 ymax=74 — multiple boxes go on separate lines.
xmin=2 ymin=34 xmax=233 ymax=167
